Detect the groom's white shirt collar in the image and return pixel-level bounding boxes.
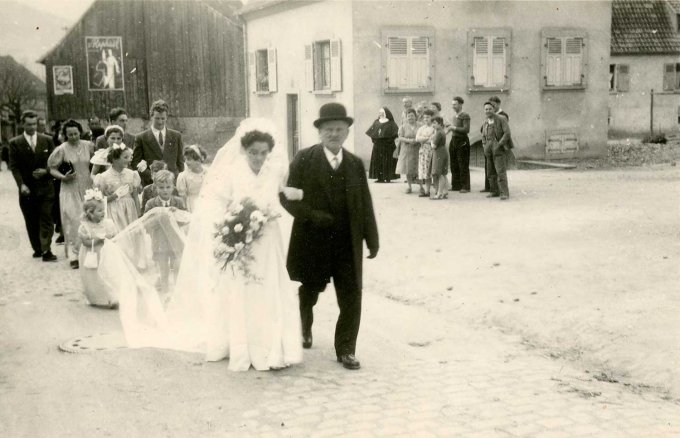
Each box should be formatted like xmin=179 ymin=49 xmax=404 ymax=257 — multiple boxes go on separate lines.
xmin=323 ymin=146 xmax=343 ymax=166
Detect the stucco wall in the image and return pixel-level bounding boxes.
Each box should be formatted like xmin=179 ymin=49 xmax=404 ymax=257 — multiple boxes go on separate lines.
xmin=609 ymin=55 xmax=680 ymax=138
xmin=352 ymin=0 xmax=611 ymax=160
xmin=245 ymin=1 xmax=355 ymax=155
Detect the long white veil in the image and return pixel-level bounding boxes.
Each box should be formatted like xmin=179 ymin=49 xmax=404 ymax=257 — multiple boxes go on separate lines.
xmin=99 ymin=118 xmax=291 ymax=355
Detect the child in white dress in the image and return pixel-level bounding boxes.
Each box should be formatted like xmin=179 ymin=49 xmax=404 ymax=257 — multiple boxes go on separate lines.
xmin=176 ymin=144 xmax=207 ymax=212
xmin=94 ymin=143 xmax=141 ymax=232
xmin=78 ymin=189 xmax=118 ymax=308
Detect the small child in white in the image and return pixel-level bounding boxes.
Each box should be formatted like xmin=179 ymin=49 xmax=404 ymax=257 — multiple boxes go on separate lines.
xmin=176 ymin=144 xmax=207 ymax=212
xmin=78 ymin=188 xmax=118 ymax=308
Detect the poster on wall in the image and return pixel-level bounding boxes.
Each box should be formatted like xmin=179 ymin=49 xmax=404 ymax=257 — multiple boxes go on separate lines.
xmin=85 ymin=36 xmax=124 ymax=91
xmin=53 ymin=66 xmax=73 ymax=95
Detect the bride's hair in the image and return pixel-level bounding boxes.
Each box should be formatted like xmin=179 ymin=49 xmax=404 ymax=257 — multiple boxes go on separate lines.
xmin=240 ymin=130 xmax=274 ymax=151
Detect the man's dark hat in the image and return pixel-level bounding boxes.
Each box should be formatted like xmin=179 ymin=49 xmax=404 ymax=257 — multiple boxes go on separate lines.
xmin=313 ymin=103 xmax=354 ymax=128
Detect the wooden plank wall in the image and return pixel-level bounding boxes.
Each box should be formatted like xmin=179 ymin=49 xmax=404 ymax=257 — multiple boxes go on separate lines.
xmin=44 ymin=0 xmax=245 ymax=121
xmin=142 ymin=0 xmax=245 ymax=118
xmin=44 ymin=0 xmax=148 ymax=120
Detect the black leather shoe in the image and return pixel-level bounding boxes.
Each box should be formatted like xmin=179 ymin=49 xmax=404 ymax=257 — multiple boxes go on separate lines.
xmin=302 ymin=333 xmax=312 ymax=349
xmin=42 ymin=251 xmax=57 ymax=262
xmin=70 ymin=260 xmax=79 ymax=269
xmin=32 ymin=251 xmax=42 ymax=258
xmin=337 ymin=354 xmax=361 ymax=370
xmin=55 ymin=235 xmax=65 ymax=244
xmin=486 ymin=193 xmax=500 ymax=198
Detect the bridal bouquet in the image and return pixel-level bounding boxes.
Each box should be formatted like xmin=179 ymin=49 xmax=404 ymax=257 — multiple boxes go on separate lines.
xmin=213 ymin=198 xmax=279 ymax=281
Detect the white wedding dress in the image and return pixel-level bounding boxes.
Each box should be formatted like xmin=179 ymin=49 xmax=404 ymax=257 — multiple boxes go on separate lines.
xmin=98 ymin=119 xmax=303 ymax=371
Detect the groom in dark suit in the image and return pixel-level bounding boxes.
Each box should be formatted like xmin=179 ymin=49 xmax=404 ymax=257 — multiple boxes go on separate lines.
xmin=281 ymin=103 xmax=379 ymax=370
xmin=132 ymin=99 xmax=184 ymax=186
xmin=8 ymin=110 xmax=57 ymax=261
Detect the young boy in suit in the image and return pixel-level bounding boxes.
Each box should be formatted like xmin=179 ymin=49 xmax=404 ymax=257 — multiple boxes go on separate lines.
xmin=144 ymin=170 xmax=186 ymax=291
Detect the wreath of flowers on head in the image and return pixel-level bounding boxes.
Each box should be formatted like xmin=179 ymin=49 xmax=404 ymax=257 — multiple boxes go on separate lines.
xmin=188 ymin=144 xmax=202 ymax=158
xmin=84 ymin=188 xmax=104 ymax=202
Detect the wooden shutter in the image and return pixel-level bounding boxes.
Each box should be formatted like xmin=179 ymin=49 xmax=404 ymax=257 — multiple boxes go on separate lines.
xmin=663 ymin=63 xmax=676 ymax=91
xmin=304 ymin=44 xmax=313 ymax=91
xmin=267 ymin=48 xmax=277 ymax=92
xmin=330 ymin=39 xmax=342 ymax=92
xmin=248 ymin=51 xmax=256 ymax=94
xmin=564 ymin=37 xmax=583 ymax=85
xmin=545 ymin=37 xmax=562 ymax=86
xmin=473 ymin=37 xmax=489 ymax=86
xmin=616 ymin=64 xmax=629 ymax=92
xmin=387 ymin=36 xmax=409 ymax=89
xmin=410 ymin=36 xmax=429 ymax=88
xmin=491 ymin=37 xmax=506 ymax=87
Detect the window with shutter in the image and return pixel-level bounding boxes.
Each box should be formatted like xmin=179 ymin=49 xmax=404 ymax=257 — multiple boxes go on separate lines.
xmin=382 ymin=27 xmax=434 ymax=93
xmin=663 ymin=63 xmax=680 ymax=91
xmin=308 ymin=40 xmax=341 ymax=93
xmin=616 ymin=64 xmax=629 ymax=92
xmin=255 ymin=49 xmax=269 ymax=92
xmin=467 ymin=28 xmax=511 ymax=91
xmin=542 ymin=29 xmax=588 ymax=90
xmin=267 ymin=48 xmax=277 ymax=93
xmin=330 ymin=40 xmax=342 ymax=91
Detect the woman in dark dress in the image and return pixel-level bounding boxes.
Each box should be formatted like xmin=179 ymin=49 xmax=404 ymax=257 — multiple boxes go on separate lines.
xmin=366 ymin=107 xmax=399 ymax=183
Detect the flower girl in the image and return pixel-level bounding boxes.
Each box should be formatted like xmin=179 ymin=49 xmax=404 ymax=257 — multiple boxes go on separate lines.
xmin=78 ymin=189 xmax=118 ymax=308
xmin=94 ymin=142 xmax=141 ymax=232
xmin=176 ymin=144 xmax=207 ymax=212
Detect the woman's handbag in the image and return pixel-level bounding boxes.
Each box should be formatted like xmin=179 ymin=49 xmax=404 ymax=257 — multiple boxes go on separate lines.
xmin=83 ymin=231 xmax=98 ymax=269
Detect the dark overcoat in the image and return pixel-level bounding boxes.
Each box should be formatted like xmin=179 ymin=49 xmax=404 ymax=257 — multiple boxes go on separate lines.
xmin=132 ymin=129 xmax=184 ymax=186
xmin=281 ymin=144 xmax=379 ymax=289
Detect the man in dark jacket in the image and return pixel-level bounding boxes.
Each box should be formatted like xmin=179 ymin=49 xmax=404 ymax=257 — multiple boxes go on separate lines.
xmin=8 ymin=110 xmax=57 ymax=261
xmin=481 ymin=102 xmax=512 ymax=200
xmin=281 ymin=103 xmax=379 ymax=370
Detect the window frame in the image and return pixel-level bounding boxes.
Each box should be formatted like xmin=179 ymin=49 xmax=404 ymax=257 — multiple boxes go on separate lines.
xmin=540 ymin=28 xmax=588 ymax=91
xmin=305 ymin=39 xmax=342 ymax=94
xmin=663 ymin=63 xmax=680 ymax=92
xmin=466 ymin=27 xmax=512 ymax=93
xmin=248 ymin=47 xmax=277 ymax=95
xmin=255 ymin=49 xmax=269 ymax=93
xmin=609 ymin=63 xmax=630 ymax=93
xmin=381 ymin=26 xmax=435 ymax=94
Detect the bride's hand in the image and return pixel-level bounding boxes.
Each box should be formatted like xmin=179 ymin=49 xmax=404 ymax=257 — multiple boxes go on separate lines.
xmin=282 ymin=187 xmax=304 ymax=201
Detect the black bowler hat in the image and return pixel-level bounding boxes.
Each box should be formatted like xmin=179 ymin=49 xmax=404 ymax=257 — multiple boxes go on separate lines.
xmin=313 ymin=103 xmax=354 ymax=128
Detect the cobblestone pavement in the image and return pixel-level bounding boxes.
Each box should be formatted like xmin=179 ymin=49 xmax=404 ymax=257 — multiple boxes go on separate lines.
xmin=0 ymin=169 xmax=678 ymax=437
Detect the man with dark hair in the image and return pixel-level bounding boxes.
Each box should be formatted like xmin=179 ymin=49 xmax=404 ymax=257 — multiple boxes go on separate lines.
xmin=83 ymin=116 xmax=104 ymax=142
xmin=94 ymin=107 xmax=136 ymax=151
xmin=8 ymin=110 xmax=57 ymax=261
xmin=37 ymin=117 xmax=47 ymax=134
xmin=281 ymin=102 xmax=379 ymax=371
xmin=132 ymin=99 xmax=184 ymax=186
xmin=481 ymin=102 xmax=512 ymax=200
xmin=447 ymin=96 xmax=471 ymax=193
xmin=480 ymin=96 xmax=509 ymax=192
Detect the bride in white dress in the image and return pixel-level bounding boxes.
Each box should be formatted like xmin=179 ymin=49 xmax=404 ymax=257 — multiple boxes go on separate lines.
xmin=99 ymin=118 xmax=303 ymax=371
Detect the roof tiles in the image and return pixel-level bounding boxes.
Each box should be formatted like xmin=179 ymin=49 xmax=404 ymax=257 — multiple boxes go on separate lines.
xmin=611 ymin=0 xmax=680 ymax=55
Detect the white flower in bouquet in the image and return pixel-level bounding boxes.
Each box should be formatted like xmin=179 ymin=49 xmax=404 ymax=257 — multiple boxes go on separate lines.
xmin=225 ymin=245 xmax=235 ymax=253
xmin=245 ymin=231 xmax=253 ymax=244
xmin=250 ymin=210 xmax=265 ymax=223
xmin=234 ymin=224 xmax=244 ymax=233
xmin=232 ymin=203 xmax=244 ymax=214
xmin=216 ymin=243 xmax=228 ymax=255
xmin=224 ymin=213 xmax=236 ymax=223
xmin=221 ymin=226 xmax=230 ymax=235
xmin=234 ymin=242 xmax=245 ymax=252
xmin=250 ymin=221 xmax=261 ymax=232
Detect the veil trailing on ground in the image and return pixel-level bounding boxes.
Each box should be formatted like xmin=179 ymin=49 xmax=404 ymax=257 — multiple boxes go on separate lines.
xmin=99 ymin=118 xmax=292 ymax=355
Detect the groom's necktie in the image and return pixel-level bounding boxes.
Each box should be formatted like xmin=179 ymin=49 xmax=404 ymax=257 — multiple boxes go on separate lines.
xmin=331 ymin=157 xmax=339 ymax=171
xmin=158 ymin=131 xmax=164 ymax=149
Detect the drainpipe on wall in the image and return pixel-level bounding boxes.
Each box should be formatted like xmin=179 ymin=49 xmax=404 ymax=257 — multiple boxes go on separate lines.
xmin=242 ymin=16 xmax=249 ymax=117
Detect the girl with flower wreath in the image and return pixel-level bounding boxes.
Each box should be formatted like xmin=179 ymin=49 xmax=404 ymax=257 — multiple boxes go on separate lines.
xmin=78 ymin=189 xmax=118 ymax=308
xmin=93 ymin=137 xmax=141 ymax=232
xmin=99 ymin=118 xmax=304 ymax=371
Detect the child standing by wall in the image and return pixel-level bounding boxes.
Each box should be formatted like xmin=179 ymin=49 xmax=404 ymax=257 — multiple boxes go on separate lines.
xmin=78 ymin=189 xmax=118 ymax=308
xmin=144 ymin=170 xmax=187 ymax=292
xmin=415 ymin=109 xmax=436 ymax=197
xmin=176 ymin=144 xmax=207 ymax=212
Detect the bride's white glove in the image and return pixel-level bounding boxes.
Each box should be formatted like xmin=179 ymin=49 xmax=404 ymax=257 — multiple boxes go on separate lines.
xmin=282 ymin=187 xmax=304 ymax=201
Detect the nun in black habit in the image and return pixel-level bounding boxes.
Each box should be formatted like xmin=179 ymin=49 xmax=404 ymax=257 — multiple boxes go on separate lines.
xmin=366 ymin=107 xmax=400 ymax=182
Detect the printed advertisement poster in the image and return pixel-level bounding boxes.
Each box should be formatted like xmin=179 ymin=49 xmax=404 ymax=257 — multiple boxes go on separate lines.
xmin=85 ymin=36 xmax=124 ymax=91
xmin=53 ymin=66 xmax=73 ymax=95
